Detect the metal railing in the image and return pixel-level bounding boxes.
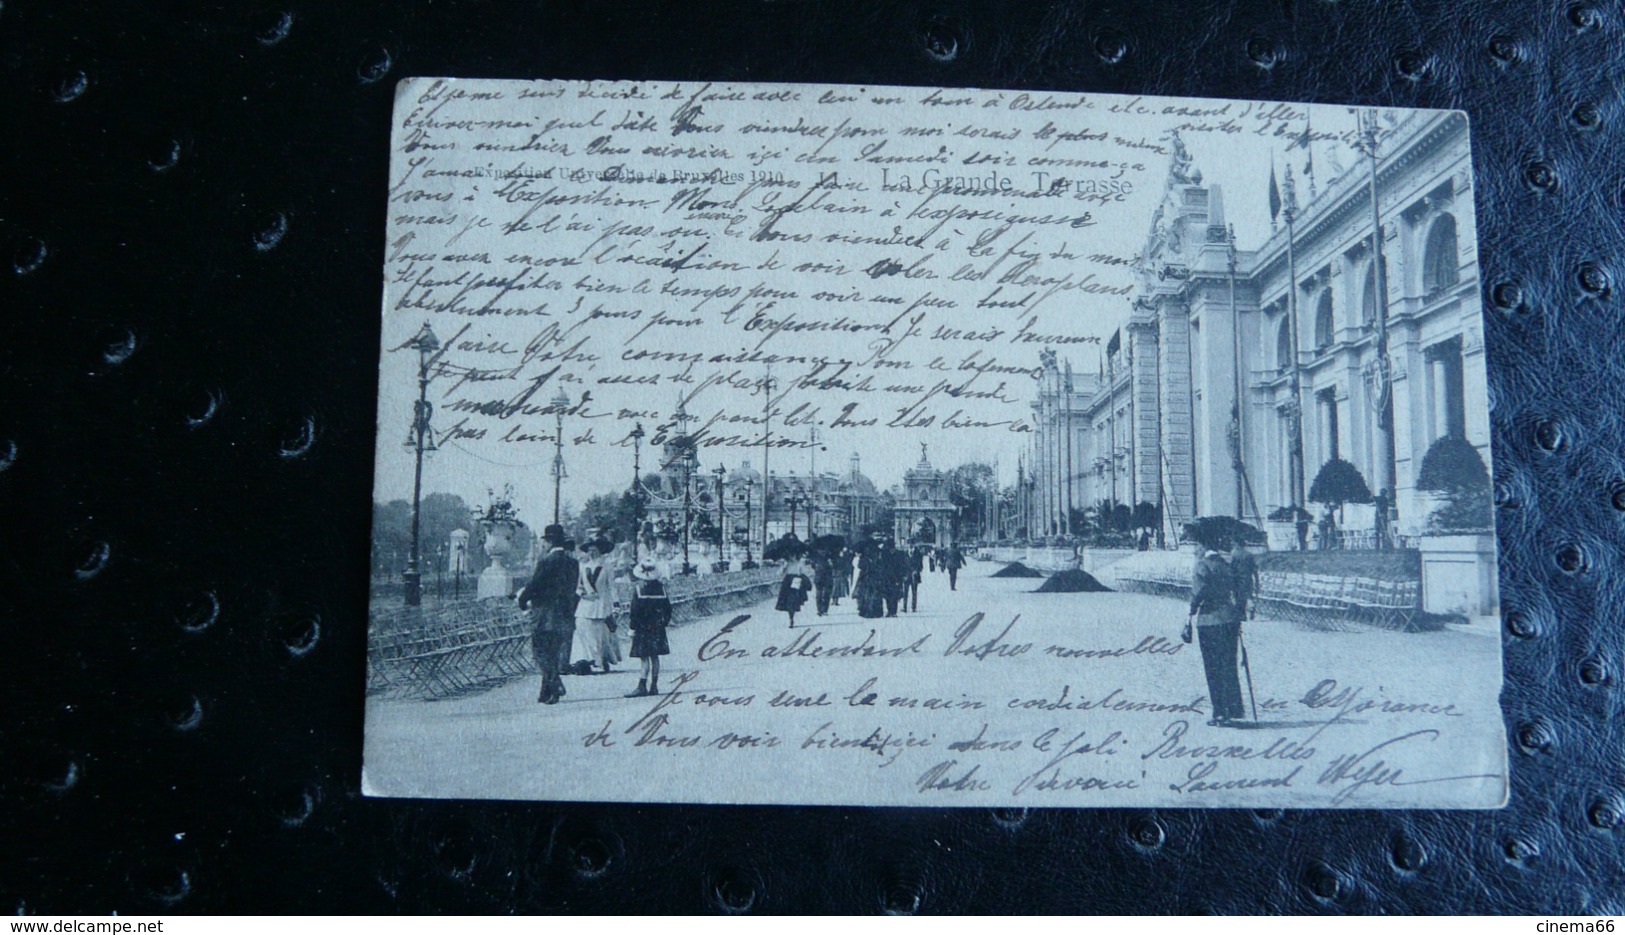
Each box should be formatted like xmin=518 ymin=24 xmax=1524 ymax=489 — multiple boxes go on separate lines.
xmin=366 ymin=565 xmax=782 ymax=701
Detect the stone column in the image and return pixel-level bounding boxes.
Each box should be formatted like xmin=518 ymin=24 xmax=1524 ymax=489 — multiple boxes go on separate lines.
xmin=1190 ymin=284 xmax=1239 ymax=519
xmin=1390 ymin=328 xmax=1422 ymax=535
xmin=1156 ymin=298 xmax=1197 ymax=527
xmin=1462 ymin=324 xmax=1491 ymax=450
xmin=1127 ymin=318 xmax=1161 ymax=508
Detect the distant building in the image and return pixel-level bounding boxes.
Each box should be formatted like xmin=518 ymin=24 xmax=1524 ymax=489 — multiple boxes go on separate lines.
xmin=1026 ymin=111 xmax=1486 ymax=541
xmin=644 ymin=449 xmax=887 ymax=548
xmin=892 ymin=446 xmax=957 ymax=547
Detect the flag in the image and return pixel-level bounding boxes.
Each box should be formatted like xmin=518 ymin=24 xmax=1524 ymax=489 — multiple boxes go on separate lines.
xmin=1300 ymin=118 xmax=1314 ymax=180
xmin=1106 ymin=328 xmax=1121 ymax=357
xmin=1268 ymin=157 xmax=1281 ymax=223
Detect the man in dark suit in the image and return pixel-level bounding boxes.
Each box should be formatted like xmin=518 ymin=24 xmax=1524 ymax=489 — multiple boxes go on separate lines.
xmin=903 ymin=546 xmax=925 ymax=612
xmin=1187 ymin=545 xmax=1245 ymax=726
xmin=941 ymin=544 xmax=965 ymax=591
xmin=882 ymin=539 xmax=909 ymax=617
xmin=518 ymin=524 xmax=579 ymax=704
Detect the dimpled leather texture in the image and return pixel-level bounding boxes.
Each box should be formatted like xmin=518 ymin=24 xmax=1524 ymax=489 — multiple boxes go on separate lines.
xmin=2 ymin=0 xmax=1622 ymax=915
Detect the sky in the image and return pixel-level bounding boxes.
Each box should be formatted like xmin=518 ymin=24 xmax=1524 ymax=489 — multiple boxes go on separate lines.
xmin=370 ymin=88 xmax=1378 ymax=528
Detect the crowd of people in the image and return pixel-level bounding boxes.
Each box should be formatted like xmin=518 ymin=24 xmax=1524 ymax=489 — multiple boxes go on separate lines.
xmin=512 ymin=523 xmax=970 ymax=703
xmin=512 ymin=517 xmax=1269 ymax=730
xmin=515 ymin=524 xmax=674 ymax=704
xmin=773 ymin=532 xmax=966 ymax=626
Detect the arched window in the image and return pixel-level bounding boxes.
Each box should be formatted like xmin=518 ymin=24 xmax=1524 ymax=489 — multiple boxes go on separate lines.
xmin=1423 ymin=214 xmax=1459 ymax=297
xmin=1314 ymin=291 xmax=1334 ymax=351
xmin=1276 ymin=316 xmax=1293 ymax=372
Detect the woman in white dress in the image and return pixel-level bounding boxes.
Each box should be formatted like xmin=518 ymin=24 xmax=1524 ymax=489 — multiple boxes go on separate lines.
xmin=570 ymin=539 xmax=622 ymax=674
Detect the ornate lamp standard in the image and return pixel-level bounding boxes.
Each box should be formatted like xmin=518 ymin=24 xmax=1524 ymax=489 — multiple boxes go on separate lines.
xmin=740 ymin=479 xmax=756 ymax=568
xmin=670 ymin=403 xmax=697 ymax=576
xmin=551 ymin=388 xmax=570 ymax=525
xmin=712 ymin=465 xmax=729 ymax=571
xmin=785 ymin=488 xmax=807 ymax=537
xmin=401 ymin=321 xmax=440 ymax=607
xmin=434 ymin=543 xmax=445 ymax=599
xmin=628 ymin=422 xmax=646 ymax=543
xmin=679 ymin=461 xmax=694 ymax=576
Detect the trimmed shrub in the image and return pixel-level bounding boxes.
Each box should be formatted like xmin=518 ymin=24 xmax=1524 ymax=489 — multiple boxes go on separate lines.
xmin=1416 ymin=436 xmax=1493 ymax=533
xmin=1309 ymin=458 xmax=1374 ymax=509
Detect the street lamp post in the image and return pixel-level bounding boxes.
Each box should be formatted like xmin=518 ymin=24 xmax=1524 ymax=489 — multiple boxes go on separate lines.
xmin=713 ymin=465 xmax=728 ymax=571
xmin=434 ymin=543 xmax=445 ymax=600
xmin=401 ymin=321 xmax=440 ymax=607
xmin=680 ymin=458 xmax=694 ymax=576
xmin=551 ymin=388 xmax=570 ymax=525
xmin=786 ymin=490 xmax=806 ymax=537
xmin=670 ymin=403 xmax=697 ymax=576
xmin=628 ymin=422 xmax=646 ymax=544
xmin=741 ymin=480 xmax=756 ymax=567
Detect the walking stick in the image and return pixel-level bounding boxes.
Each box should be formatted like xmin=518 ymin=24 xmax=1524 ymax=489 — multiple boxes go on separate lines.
xmin=1238 ymin=627 xmax=1259 ymax=722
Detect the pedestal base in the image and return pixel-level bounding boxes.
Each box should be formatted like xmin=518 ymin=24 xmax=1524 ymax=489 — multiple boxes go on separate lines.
xmin=1418 ymin=533 xmax=1499 ymax=616
xmin=476 ymin=565 xmax=520 ymax=600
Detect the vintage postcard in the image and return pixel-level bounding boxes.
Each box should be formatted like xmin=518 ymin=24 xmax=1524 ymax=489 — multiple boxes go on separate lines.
xmin=363 ymin=78 xmax=1505 ymax=808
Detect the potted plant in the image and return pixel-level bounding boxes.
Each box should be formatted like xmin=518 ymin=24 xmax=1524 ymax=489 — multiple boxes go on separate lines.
xmin=1416 ymin=435 xmax=1493 ymax=533
xmin=1307 ymin=458 xmax=1374 ymax=549
xmin=1413 ymin=435 xmax=1496 ymax=615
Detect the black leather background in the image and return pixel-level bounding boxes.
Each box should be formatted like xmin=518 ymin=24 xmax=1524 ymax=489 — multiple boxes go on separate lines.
xmin=3 ymin=0 xmax=1623 ymax=915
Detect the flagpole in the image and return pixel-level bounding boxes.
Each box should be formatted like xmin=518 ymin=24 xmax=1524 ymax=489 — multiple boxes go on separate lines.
xmin=1357 ymin=110 xmax=1397 ymax=538
xmin=1283 ymin=166 xmax=1308 ymax=544
xmin=1303 ymin=116 xmax=1316 ymax=201
xmin=1064 ymin=360 xmax=1075 ymax=535
xmin=1229 ymin=222 xmax=1244 ymax=521
xmin=1107 ymin=341 xmax=1118 ymax=507
xmin=1268 ymin=155 xmax=1279 ymax=233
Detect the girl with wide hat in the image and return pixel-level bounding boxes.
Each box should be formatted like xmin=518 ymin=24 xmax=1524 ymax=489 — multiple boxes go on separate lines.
xmin=625 ymin=558 xmax=672 ymax=698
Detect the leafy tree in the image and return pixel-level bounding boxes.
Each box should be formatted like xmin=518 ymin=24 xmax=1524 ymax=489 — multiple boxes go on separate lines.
xmin=572 ymin=492 xmax=636 ymax=545
xmin=1111 ymin=503 xmax=1133 ymax=533
xmin=1088 ymin=499 xmax=1116 ymax=533
xmin=1308 ymin=458 xmax=1374 ymax=510
xmin=691 ymin=512 xmax=721 ymax=547
xmin=371 ymin=492 xmax=484 ymax=579
xmin=1068 ymin=507 xmax=1092 ymax=536
xmin=950 ymin=462 xmax=997 ymax=540
xmin=1268 ymin=505 xmax=1312 ymax=523
xmin=1132 ymin=501 xmax=1162 ymax=534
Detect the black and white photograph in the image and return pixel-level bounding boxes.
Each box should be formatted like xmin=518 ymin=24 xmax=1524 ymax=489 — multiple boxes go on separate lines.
xmin=362 ymin=79 xmax=1504 ymax=808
